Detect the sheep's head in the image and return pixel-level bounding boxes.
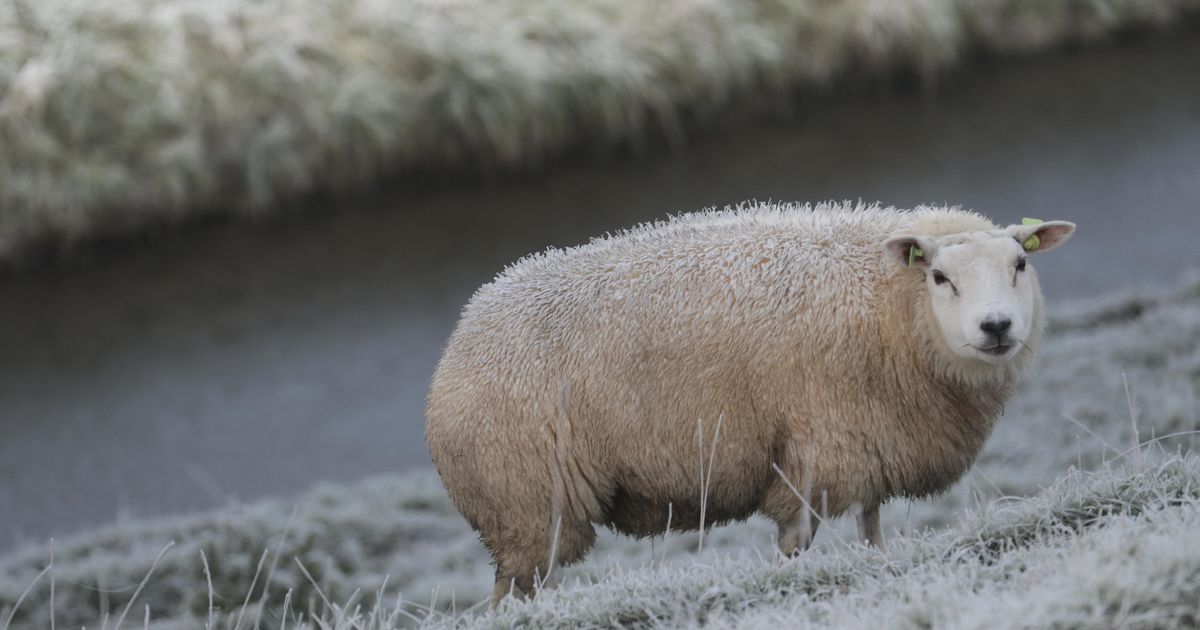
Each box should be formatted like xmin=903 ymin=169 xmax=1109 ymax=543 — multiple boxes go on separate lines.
xmin=885 ymin=220 xmax=1075 ymax=365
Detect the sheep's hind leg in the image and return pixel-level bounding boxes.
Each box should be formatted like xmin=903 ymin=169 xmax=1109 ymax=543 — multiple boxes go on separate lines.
xmin=857 ymin=503 xmax=885 ymax=549
xmin=490 ymin=572 xmax=532 ymax=608
xmin=777 ymin=511 xmax=819 ymax=557
xmin=488 ymin=518 xmax=597 ymax=608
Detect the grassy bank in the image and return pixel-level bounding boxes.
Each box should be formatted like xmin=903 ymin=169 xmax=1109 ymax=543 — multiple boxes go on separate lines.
xmin=3 ymin=462 xmax=1199 ymax=629
xmin=1 ymin=272 xmax=1198 ymax=627
xmin=470 ymin=458 xmax=1200 ymax=629
xmin=2 ymin=0 xmax=1199 ymax=260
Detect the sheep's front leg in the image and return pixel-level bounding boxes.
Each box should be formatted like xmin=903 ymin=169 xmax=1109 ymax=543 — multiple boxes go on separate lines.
xmin=857 ymin=503 xmax=884 ymax=549
xmin=777 ymin=511 xmax=819 ymax=557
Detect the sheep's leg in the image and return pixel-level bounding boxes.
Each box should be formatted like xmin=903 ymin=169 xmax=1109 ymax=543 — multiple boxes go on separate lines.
xmin=489 ymin=571 xmax=523 ymax=607
xmin=490 ymin=555 xmax=563 ymax=607
xmin=488 ymin=517 xmax=597 ymax=608
xmin=490 ymin=572 xmax=532 ymax=608
xmin=857 ymin=503 xmax=885 ymax=549
xmin=777 ymin=511 xmax=819 ymax=557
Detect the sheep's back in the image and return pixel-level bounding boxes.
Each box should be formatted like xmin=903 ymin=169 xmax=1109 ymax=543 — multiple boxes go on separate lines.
xmin=469 ymin=204 xmax=917 ymax=351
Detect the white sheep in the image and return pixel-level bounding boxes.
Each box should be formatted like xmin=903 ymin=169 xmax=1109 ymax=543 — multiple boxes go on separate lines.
xmin=424 ymin=201 xmax=1075 ymax=605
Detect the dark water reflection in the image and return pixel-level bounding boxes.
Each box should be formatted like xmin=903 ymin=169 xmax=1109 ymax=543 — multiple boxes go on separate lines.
xmin=1 ymin=35 xmax=1199 ymax=550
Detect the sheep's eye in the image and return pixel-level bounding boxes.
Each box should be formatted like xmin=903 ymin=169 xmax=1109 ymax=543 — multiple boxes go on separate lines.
xmin=1016 ymin=257 xmax=1027 ymax=272
xmin=932 ymin=270 xmax=949 ymax=285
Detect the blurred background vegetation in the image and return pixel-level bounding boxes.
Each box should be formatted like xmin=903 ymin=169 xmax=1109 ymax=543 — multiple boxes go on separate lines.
xmin=2 ymin=0 xmax=1197 ymax=258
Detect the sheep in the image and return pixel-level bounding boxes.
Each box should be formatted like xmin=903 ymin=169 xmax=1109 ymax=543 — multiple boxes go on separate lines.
xmin=424 ymin=201 xmax=1075 ymax=605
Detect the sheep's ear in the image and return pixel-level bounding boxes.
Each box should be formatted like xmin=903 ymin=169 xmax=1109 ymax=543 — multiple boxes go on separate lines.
xmin=884 ymin=236 xmax=934 ymax=268
xmin=1006 ymin=220 xmax=1075 ymax=254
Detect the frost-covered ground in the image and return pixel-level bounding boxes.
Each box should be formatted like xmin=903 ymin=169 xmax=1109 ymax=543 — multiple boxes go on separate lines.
xmin=2 ymin=273 xmax=1199 ymax=628
xmin=468 ymin=459 xmax=1200 ymax=629
xmin=3 ymin=0 xmax=1199 ymax=259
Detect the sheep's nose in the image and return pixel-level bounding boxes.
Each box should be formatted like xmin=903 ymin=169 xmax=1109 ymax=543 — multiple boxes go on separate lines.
xmin=979 ymin=317 xmax=1012 ymax=337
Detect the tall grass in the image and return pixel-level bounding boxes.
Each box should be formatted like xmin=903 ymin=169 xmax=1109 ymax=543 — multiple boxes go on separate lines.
xmin=2 ymin=0 xmax=1199 ymax=259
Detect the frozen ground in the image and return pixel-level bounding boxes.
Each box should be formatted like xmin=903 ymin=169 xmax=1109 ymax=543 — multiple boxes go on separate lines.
xmin=1 ymin=272 xmax=1198 ymax=628
xmin=468 ymin=459 xmax=1200 ymax=630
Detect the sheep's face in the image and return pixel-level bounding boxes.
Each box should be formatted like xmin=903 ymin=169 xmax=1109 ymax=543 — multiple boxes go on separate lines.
xmin=885 ymin=221 xmax=1075 ymax=365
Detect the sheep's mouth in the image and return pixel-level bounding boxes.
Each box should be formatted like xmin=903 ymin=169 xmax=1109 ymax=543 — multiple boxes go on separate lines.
xmin=974 ymin=342 xmax=1014 ymax=356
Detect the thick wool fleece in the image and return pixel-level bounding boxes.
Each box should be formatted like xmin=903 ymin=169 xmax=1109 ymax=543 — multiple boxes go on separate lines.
xmin=425 ymin=201 xmax=1044 ymax=602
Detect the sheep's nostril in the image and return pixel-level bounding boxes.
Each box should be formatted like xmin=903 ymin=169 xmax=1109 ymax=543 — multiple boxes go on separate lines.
xmin=979 ymin=317 xmax=1012 ymax=337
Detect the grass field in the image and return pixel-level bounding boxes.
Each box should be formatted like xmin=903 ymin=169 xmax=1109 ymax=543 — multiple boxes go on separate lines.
xmin=1 ymin=272 xmax=1198 ymax=628
xmin=2 ymin=0 xmax=1199 ymax=260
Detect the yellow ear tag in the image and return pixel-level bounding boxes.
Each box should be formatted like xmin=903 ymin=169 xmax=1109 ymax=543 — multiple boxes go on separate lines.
xmin=1021 ymin=217 xmax=1043 ymax=251
xmin=908 ymin=245 xmax=923 ymax=267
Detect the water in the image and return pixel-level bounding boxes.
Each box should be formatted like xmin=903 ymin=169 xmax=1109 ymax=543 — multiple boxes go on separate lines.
xmin=1 ymin=35 xmax=1198 ymax=551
